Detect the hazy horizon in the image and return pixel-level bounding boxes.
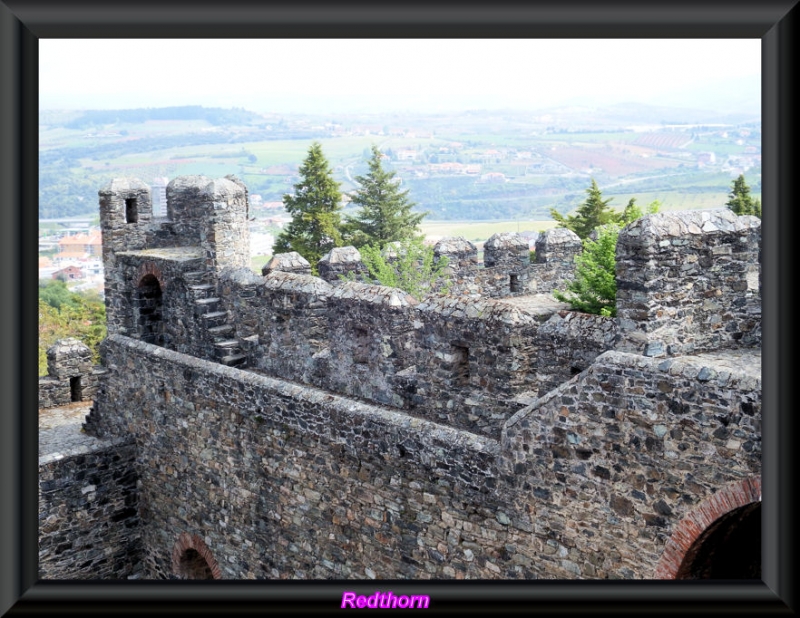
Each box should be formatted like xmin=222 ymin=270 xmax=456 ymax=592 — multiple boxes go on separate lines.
xmin=40 ymin=39 xmax=761 ymax=117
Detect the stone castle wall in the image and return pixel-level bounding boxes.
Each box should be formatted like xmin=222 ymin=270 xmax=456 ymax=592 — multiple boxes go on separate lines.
xmin=89 ymin=333 xmax=760 ymax=580
xmin=501 ymin=348 xmax=761 ymax=578
xmin=38 ymin=176 xmax=763 ymax=580
xmin=38 ymin=439 xmax=141 ymax=579
xmin=219 ymin=270 xmax=567 ymax=437
xmin=38 ymin=338 xmax=102 ymax=409
xmin=615 ymin=210 xmax=761 ymax=357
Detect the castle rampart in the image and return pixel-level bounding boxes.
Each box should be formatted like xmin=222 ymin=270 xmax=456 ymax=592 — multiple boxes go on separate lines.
xmin=38 ymin=176 xmax=762 ymax=581
xmin=38 ymin=338 xmax=103 ymax=409
xmin=615 ymin=209 xmax=761 ymax=357
xmin=85 ymin=332 xmax=759 ymax=579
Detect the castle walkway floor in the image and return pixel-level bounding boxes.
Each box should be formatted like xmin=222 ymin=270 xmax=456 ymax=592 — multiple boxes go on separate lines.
xmin=39 ymin=401 xmax=106 ymax=465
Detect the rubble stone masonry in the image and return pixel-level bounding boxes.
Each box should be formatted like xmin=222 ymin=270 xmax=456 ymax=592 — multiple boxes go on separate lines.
xmin=37 ymin=177 xmax=762 ymax=580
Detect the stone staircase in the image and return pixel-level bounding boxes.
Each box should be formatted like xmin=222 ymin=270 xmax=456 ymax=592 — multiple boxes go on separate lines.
xmin=185 ymin=271 xmax=248 ymax=368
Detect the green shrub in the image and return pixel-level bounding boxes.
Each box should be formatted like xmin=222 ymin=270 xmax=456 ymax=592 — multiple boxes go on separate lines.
xmin=553 ymin=224 xmax=619 ymax=317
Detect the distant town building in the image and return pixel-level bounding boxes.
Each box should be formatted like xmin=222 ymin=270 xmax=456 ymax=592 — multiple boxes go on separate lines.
xmin=697 ymin=152 xmax=716 ymax=167
xmin=56 ymin=230 xmax=102 ymax=261
xmin=481 ymin=172 xmax=507 ymax=183
xmin=395 ymin=149 xmax=418 ymax=161
xmin=52 ymin=265 xmax=84 ymax=281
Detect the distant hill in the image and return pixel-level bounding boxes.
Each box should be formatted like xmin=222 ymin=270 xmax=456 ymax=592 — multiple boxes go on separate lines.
xmin=38 ymin=104 xmax=760 ymax=222
xmin=61 ymin=105 xmax=263 ymax=129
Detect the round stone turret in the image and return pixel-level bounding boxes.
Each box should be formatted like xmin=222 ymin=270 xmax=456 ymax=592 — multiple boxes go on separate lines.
xmin=262 ymin=252 xmax=312 ymax=276
xmin=483 ymin=232 xmax=530 ymax=269
xmin=317 ymin=246 xmax=367 ymax=282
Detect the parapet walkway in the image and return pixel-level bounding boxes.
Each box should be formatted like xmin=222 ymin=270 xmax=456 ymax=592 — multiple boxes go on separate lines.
xmin=39 ymin=401 xmax=110 ymax=465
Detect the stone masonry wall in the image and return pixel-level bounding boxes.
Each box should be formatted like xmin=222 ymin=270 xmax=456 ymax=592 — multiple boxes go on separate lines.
xmin=615 ymin=209 xmax=761 ymax=357
xmin=94 ymin=335 xmax=514 ymax=580
xmin=530 ymin=228 xmax=582 ymax=294
xmin=38 ymin=370 xmax=103 ymax=410
xmin=501 ymin=348 xmax=760 ymax=578
xmin=38 ymin=439 xmax=141 ymax=579
xmin=534 ymin=311 xmax=618 ymax=397
xmin=39 ymin=338 xmax=103 ymax=409
xmin=220 ymin=270 xmax=567 ymax=437
xmin=110 ymin=249 xmax=206 ymax=353
xmin=91 ymin=335 xmax=760 ymax=580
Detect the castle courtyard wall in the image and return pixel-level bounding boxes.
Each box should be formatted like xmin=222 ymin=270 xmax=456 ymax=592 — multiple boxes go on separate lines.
xmin=220 ymin=269 xmax=569 ymax=438
xmin=38 ymin=437 xmax=141 ymax=579
xmin=91 ymin=334 xmax=760 ymax=580
xmin=501 ymin=348 xmax=760 ymax=577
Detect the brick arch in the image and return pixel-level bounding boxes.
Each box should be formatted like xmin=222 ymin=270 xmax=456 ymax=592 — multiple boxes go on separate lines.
xmin=653 ymin=476 xmax=761 ymax=579
xmin=135 ymin=261 xmax=166 ymax=290
xmin=171 ymin=532 xmax=222 ymax=579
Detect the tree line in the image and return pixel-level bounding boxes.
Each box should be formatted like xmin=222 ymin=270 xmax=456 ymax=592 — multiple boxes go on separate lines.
xmin=38 ymin=280 xmax=106 ymax=376
xmin=273 ymin=142 xmax=447 ymax=296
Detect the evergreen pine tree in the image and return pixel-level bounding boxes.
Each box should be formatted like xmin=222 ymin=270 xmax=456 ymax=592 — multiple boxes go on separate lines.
xmin=553 ymin=223 xmax=619 ymax=317
xmin=273 ymin=142 xmax=343 ymax=269
xmin=619 ymin=197 xmax=661 ymax=226
xmin=550 ymin=178 xmax=619 ymax=239
xmin=725 ymin=174 xmax=762 ymax=218
xmin=344 ymin=145 xmax=426 ymax=248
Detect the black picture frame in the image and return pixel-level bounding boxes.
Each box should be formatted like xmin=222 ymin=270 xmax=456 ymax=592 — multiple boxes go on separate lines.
xmin=2 ymin=1 xmax=795 ymax=614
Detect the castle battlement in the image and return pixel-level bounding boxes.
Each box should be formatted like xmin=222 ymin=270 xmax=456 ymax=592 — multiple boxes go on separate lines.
xmin=91 ymin=176 xmax=760 ymax=437
xmin=38 ymin=176 xmax=762 ymax=582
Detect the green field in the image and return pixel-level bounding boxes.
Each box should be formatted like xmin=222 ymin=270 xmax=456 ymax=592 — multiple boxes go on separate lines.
xmin=607 ymin=189 xmax=759 ymax=212
xmin=420 ymin=219 xmax=559 ymax=242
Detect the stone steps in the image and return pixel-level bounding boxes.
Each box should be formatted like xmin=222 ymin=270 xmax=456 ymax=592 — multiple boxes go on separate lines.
xmin=207 ymin=324 xmax=235 ymax=339
xmin=194 ymin=297 xmax=221 ymax=315
xmin=185 ymin=270 xmax=248 ymax=369
xmin=183 ymin=270 xmax=210 ymax=285
xmin=202 ymin=311 xmax=229 ymax=329
xmin=214 ymin=339 xmax=241 ymax=352
xmin=219 ymin=353 xmax=247 ymax=368
xmin=188 ymin=283 xmax=216 ymax=301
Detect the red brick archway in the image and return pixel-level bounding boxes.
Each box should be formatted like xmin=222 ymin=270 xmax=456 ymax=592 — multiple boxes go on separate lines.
xmin=654 ymin=476 xmax=761 ymax=579
xmin=135 ymin=261 xmax=166 ymax=291
xmin=171 ymin=532 xmax=222 ymax=579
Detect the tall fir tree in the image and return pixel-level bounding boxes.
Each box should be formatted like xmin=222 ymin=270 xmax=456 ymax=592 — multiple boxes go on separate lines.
xmin=344 ymin=145 xmax=426 ymax=248
xmin=553 ymin=223 xmax=620 ymax=317
xmin=550 ymin=178 xmax=619 ymax=239
xmin=725 ymin=174 xmax=762 ymax=218
xmin=273 ymin=142 xmax=344 ymax=269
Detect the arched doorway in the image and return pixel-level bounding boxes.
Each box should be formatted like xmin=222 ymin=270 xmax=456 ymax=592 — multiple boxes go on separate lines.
xmin=654 ymin=477 xmax=761 ymax=579
xmin=178 ymin=548 xmax=214 ymax=579
xmin=171 ymin=532 xmax=222 ymax=579
xmin=136 ymin=274 xmax=164 ymax=346
xmin=674 ymin=502 xmax=760 ymax=579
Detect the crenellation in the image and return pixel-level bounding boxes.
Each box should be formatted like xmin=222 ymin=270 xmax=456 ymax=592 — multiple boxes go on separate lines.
xmin=318 ymin=246 xmax=368 ymax=282
xmin=261 ymin=251 xmax=312 ymax=276
xmin=615 ymin=209 xmax=761 ymax=357
xmin=38 ymin=176 xmax=762 ymax=581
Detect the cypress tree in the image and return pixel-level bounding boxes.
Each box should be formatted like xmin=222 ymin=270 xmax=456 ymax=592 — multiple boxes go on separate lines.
xmin=273 ymin=142 xmax=343 ymax=269
xmin=725 ymin=174 xmax=762 ymax=218
xmin=550 ymin=178 xmax=619 ymax=239
xmin=344 ymin=145 xmax=426 ymax=248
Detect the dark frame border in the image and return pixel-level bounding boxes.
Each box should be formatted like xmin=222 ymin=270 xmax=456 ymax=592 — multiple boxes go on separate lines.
xmin=2 ymin=1 xmax=795 ymax=614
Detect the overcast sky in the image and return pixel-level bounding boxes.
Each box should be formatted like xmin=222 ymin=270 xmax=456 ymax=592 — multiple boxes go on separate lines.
xmin=39 ymin=39 xmax=761 ymax=115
